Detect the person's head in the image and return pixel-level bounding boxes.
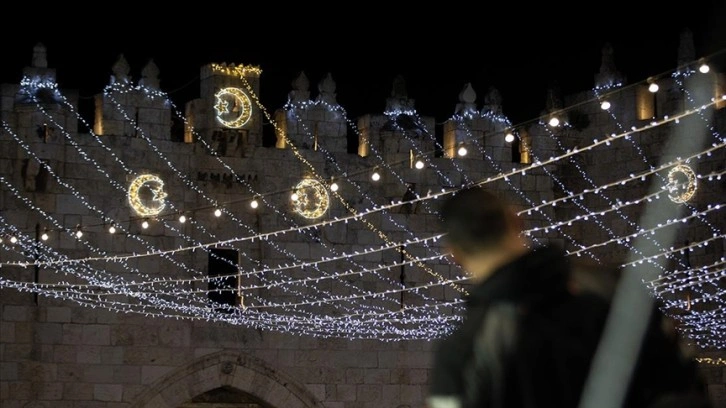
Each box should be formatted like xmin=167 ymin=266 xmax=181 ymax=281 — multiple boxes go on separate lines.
xmin=440 ymin=186 xmax=527 ymax=281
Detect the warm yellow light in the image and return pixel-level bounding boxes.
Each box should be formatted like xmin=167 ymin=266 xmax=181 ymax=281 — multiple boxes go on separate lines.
xmin=128 ymin=174 xmax=167 ymax=217
xmin=291 ymin=179 xmax=330 ymax=219
xmin=457 ymin=145 xmax=468 ymax=157
xmin=330 ymin=182 xmax=339 ymax=192
xmin=210 ymin=63 xmax=263 ymax=77
xmin=548 ymin=117 xmax=560 ymax=127
xmin=505 ymin=132 xmax=515 ymax=143
xmin=667 ymin=164 xmax=697 ymax=203
xmin=250 ymin=199 xmax=259 ymax=209
xmin=371 ymin=171 xmax=381 ymax=181
xmin=600 ymin=100 xmax=611 ymax=110
xmin=214 ymin=87 xmax=252 ymax=128
xmin=141 ymin=220 xmax=149 ymax=229
xmin=108 ymin=225 xmax=117 ymax=234
xmin=178 ymin=215 xmax=187 ymax=223
xmin=648 ymin=82 xmax=659 ymax=93
xmin=291 ymin=192 xmax=299 ymax=201
xmin=214 ymin=209 xmax=222 ymax=217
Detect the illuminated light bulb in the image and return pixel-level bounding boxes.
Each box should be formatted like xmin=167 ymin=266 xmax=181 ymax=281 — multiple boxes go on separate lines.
xmin=141 ymin=220 xmax=149 ymax=229
xmin=548 ymin=117 xmax=560 ymax=127
xmin=414 ymin=159 xmax=425 ymax=170
xmin=371 ymin=170 xmax=381 ymax=182
xmin=75 ymin=229 xmax=83 ymax=239
xmin=178 ymin=214 xmax=187 ymax=223
xmin=600 ymin=100 xmax=611 ymax=110
xmin=291 ymin=192 xmax=299 ymax=201
xmin=214 ymin=208 xmax=222 ymax=217
xmin=41 ymin=231 xmax=49 ymax=241
xmin=648 ymin=82 xmax=659 ymax=93
xmin=10 ymin=236 xmax=18 ymax=244
xmin=108 ymin=225 xmax=117 ymax=234
xmin=505 ymin=132 xmax=515 ymax=143
xmin=330 ymin=182 xmax=339 ymax=192
xmin=250 ymin=199 xmax=259 ymax=209
xmin=698 ymin=61 xmax=710 ymax=74
xmin=457 ymin=145 xmax=468 ymax=157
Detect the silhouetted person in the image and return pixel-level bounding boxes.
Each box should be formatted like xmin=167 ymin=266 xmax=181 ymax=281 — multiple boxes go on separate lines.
xmin=427 ymin=186 xmax=709 ymax=408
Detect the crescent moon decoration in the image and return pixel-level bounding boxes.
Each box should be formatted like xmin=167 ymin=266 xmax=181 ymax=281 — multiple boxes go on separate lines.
xmin=128 ymin=174 xmax=168 ymax=217
xmin=666 ymin=164 xmax=697 ymax=204
xmin=214 ymin=87 xmax=252 ymax=129
xmin=291 ymin=178 xmax=330 ymax=219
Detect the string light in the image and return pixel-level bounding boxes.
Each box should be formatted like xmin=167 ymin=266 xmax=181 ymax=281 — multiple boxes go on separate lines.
xmin=10 ymin=236 xmax=18 ymax=244
xmin=600 ymin=100 xmax=611 ymax=110
xmin=548 ymin=117 xmax=560 ymax=127
xmin=414 ymin=158 xmax=425 ymax=169
xmin=178 ymin=214 xmax=187 ymax=223
xmin=213 ymin=208 xmax=222 ymax=217
xmin=41 ymin=230 xmax=49 ymax=241
xmin=457 ymin=144 xmax=468 ymax=156
xmin=108 ymin=225 xmax=117 ymax=234
xmin=371 ymin=169 xmax=381 ymax=181
xmin=648 ymin=82 xmax=659 ymax=93
xmin=504 ymin=131 xmax=515 ymax=143
xmin=141 ymin=220 xmax=150 ymax=229
xmin=698 ymin=59 xmax=710 ymax=74
xmin=250 ymin=198 xmax=259 ymax=209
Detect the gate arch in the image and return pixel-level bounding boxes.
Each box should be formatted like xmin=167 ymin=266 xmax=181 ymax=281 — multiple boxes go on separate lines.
xmin=131 ymin=350 xmax=323 ymax=408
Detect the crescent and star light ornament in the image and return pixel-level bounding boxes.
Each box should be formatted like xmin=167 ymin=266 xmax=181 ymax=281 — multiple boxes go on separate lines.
xmin=667 ymin=164 xmax=697 ymax=203
xmin=214 ymin=87 xmax=252 ymax=128
xmin=291 ymin=178 xmax=330 ymax=219
xmin=128 ymin=174 xmax=167 ymax=216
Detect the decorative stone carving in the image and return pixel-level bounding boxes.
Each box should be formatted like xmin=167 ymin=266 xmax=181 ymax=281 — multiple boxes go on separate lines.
xmin=112 ymin=54 xmax=131 ymax=83
xmin=316 ymin=72 xmax=338 ymax=105
xmin=288 ymin=71 xmax=310 ymax=103
xmin=454 ymin=83 xmax=478 ymax=116
xmin=678 ymin=28 xmax=695 ymax=68
xmin=220 ymin=361 xmax=234 ymax=374
xmin=545 ymin=81 xmax=563 ymax=112
xmin=385 ymin=75 xmax=415 ymax=115
xmin=32 ymin=43 xmax=48 ymax=68
xmin=482 ymin=86 xmax=503 ymax=115
xmin=139 ymin=59 xmax=160 ymax=89
xmin=594 ymin=43 xmax=624 ymax=88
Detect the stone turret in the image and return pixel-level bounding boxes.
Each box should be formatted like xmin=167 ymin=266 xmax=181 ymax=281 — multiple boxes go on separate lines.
xmin=594 ymin=43 xmax=625 ymax=89
xmin=316 ymin=73 xmax=338 ymax=106
xmin=139 ymin=59 xmax=160 ymax=89
xmin=288 ymin=72 xmax=310 ymax=104
xmin=111 ymin=54 xmax=131 ymax=84
xmin=678 ymin=28 xmax=695 ymax=68
xmin=454 ymin=83 xmax=478 ymax=117
xmin=385 ymin=75 xmax=415 ymax=115
xmin=481 ymin=86 xmax=502 ymax=116
xmin=32 ymin=43 xmax=48 ymax=68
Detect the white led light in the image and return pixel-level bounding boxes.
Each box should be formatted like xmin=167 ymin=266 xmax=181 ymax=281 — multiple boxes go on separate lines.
xmin=250 ymin=199 xmax=259 ymax=209
xmin=75 ymin=229 xmax=83 ymax=238
xmin=648 ymin=82 xmax=659 ymax=93
xmin=291 ymin=192 xmax=299 ymax=201
xmin=371 ymin=171 xmax=381 ymax=181
xmin=600 ymin=100 xmax=611 ymax=110
xmin=9 ymin=236 xmax=17 ymax=244
xmin=214 ymin=208 xmax=222 ymax=217
xmin=108 ymin=225 xmax=117 ymax=234
xmin=330 ymin=182 xmax=339 ymax=192
xmin=548 ymin=117 xmax=560 ymax=127
xmin=141 ymin=220 xmax=149 ymax=229
xmin=698 ymin=62 xmax=710 ymax=74
xmin=457 ymin=145 xmax=468 ymax=157
xmin=178 ymin=214 xmax=187 ymax=223
xmin=505 ymin=132 xmax=515 ymax=143
xmin=41 ymin=232 xmax=49 ymax=241
xmin=414 ymin=159 xmax=425 ymax=170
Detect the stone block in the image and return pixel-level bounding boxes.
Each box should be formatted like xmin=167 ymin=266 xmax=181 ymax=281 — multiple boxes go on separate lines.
xmin=356 ymin=384 xmax=382 ymax=403
xmin=141 ymin=365 xmax=175 ymax=385
xmin=336 ymin=384 xmax=357 ymax=401
xmin=346 ymin=368 xmax=364 ymax=384
xmin=363 ymin=368 xmax=390 ymax=384
xmin=82 ymin=365 xmax=114 ymax=383
xmin=53 ymin=345 xmax=77 ymax=363
xmin=2 ymin=305 xmax=28 ymax=321
xmin=82 ymin=324 xmax=110 ymax=345
xmin=94 ymin=384 xmax=123 ymax=401
xmin=0 ymin=362 xmax=18 ymax=381
xmin=113 ymin=365 xmax=141 ymax=383
xmin=76 ymin=346 xmax=102 ymax=364
xmin=45 ymin=306 xmax=72 ymax=323
xmin=64 ymin=382 xmax=93 ymax=400
xmin=0 ymin=322 xmax=15 ymax=342
xmin=61 ymin=323 xmax=83 ymax=345
xmin=34 ymin=322 xmax=63 ymax=344
xmin=400 ymin=385 xmax=422 ymax=404
xmin=37 ymin=381 xmax=64 ymax=400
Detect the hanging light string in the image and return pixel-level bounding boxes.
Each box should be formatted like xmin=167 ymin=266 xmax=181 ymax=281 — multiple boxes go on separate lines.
xmin=234 ymin=73 xmax=467 ymax=294
xmin=283 ymin=105 xmax=463 ymax=302
xmin=32 ymin=88 xmax=377 ymax=316
xmin=649 ymin=259 xmax=726 ymax=293
xmin=2 ymin=100 xmax=720 ymax=269
xmin=106 ymin=82 xmax=424 ymax=308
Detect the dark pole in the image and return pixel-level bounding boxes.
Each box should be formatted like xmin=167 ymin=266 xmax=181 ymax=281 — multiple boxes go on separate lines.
xmin=399 ymin=245 xmax=405 ymax=310
xmin=34 ymin=222 xmax=40 ymax=305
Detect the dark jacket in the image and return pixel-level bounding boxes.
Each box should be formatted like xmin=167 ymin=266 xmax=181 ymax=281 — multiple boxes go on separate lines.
xmin=428 ymin=246 xmax=709 ymax=408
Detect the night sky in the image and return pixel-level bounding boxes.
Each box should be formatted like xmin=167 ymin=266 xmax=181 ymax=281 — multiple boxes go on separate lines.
xmin=3 ymin=4 xmax=726 ymax=126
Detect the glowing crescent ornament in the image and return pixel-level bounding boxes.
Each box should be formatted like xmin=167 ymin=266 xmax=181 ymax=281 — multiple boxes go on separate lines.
xmin=666 ymin=164 xmax=697 ymax=203
xmin=214 ymin=87 xmax=252 ymax=128
xmin=291 ymin=179 xmax=330 ymax=219
xmin=128 ymin=174 xmax=167 ymax=216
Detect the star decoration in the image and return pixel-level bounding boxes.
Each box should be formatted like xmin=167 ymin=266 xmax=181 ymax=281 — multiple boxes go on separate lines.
xmin=214 ymin=98 xmax=229 ymax=115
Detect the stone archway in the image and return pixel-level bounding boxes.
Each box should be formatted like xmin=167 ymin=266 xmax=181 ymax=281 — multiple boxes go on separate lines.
xmin=131 ymin=350 xmax=323 ymax=408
